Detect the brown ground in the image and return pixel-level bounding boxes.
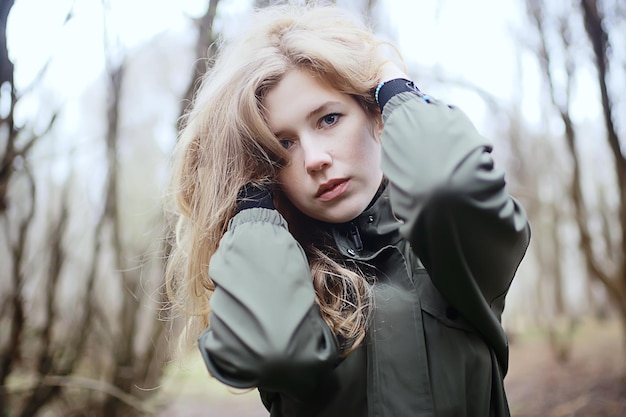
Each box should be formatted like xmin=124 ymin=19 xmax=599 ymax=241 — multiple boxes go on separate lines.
xmin=505 ymin=319 xmax=626 ymax=417
xmin=156 ymin=319 xmax=625 ymax=417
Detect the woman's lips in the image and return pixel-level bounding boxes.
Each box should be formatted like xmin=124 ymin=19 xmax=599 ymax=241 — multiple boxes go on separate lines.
xmin=316 ymin=179 xmax=349 ymax=202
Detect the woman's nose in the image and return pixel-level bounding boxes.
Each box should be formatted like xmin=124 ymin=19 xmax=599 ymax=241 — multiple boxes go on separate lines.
xmin=302 ymin=139 xmax=332 ymax=174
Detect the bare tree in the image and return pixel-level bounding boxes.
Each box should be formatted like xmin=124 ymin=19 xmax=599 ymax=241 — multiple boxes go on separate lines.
xmin=179 ymin=0 xmax=220 ymax=122
xmin=524 ymin=0 xmax=626 ymax=343
xmin=0 ymin=0 xmax=57 ymax=414
xmin=1 ymin=0 xmax=222 ymax=416
xmin=0 ymin=0 xmax=16 ymax=212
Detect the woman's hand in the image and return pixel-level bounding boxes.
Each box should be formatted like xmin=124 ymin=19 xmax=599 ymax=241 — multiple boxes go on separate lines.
xmin=377 ymin=60 xmax=409 ymax=85
xmin=235 ymin=183 xmax=275 ymax=214
xmin=375 ymin=41 xmax=409 ymax=84
xmin=374 ymin=45 xmax=412 ymax=110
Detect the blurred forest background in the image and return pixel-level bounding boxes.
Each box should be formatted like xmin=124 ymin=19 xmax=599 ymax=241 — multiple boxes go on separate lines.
xmin=1 ymin=0 xmax=625 ymax=416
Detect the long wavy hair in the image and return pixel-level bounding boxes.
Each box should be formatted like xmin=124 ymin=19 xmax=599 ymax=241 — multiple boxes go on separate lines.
xmin=166 ymin=4 xmax=394 ymax=356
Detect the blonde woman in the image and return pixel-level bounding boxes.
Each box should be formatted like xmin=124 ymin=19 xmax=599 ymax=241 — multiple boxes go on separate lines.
xmin=166 ymin=5 xmax=530 ymax=417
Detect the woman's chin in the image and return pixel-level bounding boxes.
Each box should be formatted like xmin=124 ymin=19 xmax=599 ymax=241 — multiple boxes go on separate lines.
xmin=308 ymin=203 xmax=366 ymax=224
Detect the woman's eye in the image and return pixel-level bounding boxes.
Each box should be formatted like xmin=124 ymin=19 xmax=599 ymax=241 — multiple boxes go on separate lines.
xmin=320 ymin=113 xmax=340 ymax=127
xmin=279 ymin=139 xmax=294 ymax=149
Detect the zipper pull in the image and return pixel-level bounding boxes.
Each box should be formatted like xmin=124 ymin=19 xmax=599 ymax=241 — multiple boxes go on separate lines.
xmin=350 ymin=222 xmax=364 ymax=252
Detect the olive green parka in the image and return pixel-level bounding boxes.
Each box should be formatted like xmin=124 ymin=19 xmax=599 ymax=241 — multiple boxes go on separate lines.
xmin=199 ymin=90 xmax=531 ymax=416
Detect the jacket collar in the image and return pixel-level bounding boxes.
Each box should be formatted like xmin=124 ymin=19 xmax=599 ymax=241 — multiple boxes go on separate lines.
xmin=327 ymin=187 xmax=403 ymax=261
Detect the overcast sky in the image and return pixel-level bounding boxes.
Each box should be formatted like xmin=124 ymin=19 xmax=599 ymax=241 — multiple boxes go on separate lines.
xmin=6 ymin=2 xmax=520 ymax=98
xmin=6 ymin=0 xmax=600 ymax=132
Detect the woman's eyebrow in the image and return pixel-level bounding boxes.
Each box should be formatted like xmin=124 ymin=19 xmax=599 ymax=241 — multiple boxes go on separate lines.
xmin=273 ymin=101 xmax=343 ymax=137
xmin=306 ymin=101 xmax=342 ymax=121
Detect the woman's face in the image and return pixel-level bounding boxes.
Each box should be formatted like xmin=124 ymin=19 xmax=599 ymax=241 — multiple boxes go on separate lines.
xmin=264 ymin=69 xmax=383 ymax=223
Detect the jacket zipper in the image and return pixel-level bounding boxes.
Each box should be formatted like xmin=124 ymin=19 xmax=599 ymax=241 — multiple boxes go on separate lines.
xmin=349 ymin=221 xmax=364 ymax=252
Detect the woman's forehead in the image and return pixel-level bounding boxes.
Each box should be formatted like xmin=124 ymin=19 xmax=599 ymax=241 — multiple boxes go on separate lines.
xmin=263 ymin=70 xmax=346 ymax=128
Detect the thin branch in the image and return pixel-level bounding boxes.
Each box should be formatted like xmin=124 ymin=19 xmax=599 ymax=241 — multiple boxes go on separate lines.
xmin=13 ymin=60 xmax=51 ymax=100
xmin=17 ymin=183 xmax=71 ymax=417
xmin=10 ymin=375 xmax=156 ymax=414
xmin=17 ymin=113 xmax=59 ymax=157
xmin=0 ymin=162 xmax=35 ymax=414
xmin=580 ymin=0 xmax=626 ymax=284
xmin=178 ymin=0 xmax=220 ymax=125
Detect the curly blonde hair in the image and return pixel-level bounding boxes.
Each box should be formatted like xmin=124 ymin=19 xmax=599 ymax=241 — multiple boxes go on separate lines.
xmin=166 ymin=4 xmax=395 ymax=356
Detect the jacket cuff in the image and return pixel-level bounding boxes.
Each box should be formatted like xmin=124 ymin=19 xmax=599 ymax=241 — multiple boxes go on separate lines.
xmin=228 ymin=207 xmax=288 ymax=229
xmin=376 ymin=78 xmax=422 ymax=111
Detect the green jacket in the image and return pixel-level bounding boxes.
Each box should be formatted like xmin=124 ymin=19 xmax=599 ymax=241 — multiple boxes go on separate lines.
xmin=199 ymin=91 xmax=531 ymax=416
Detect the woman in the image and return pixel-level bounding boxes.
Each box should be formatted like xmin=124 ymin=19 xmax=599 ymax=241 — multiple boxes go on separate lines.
xmin=166 ymin=5 xmax=530 ymax=417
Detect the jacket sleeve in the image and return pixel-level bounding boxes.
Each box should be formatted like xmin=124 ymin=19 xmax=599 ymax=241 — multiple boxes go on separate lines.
xmin=198 ymin=208 xmax=339 ymax=397
xmin=380 ymin=92 xmax=530 ymax=334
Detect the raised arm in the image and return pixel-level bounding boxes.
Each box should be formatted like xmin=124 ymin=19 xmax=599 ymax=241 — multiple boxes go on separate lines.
xmin=198 ymin=208 xmax=338 ymax=397
xmin=378 ymin=83 xmax=530 ymax=361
